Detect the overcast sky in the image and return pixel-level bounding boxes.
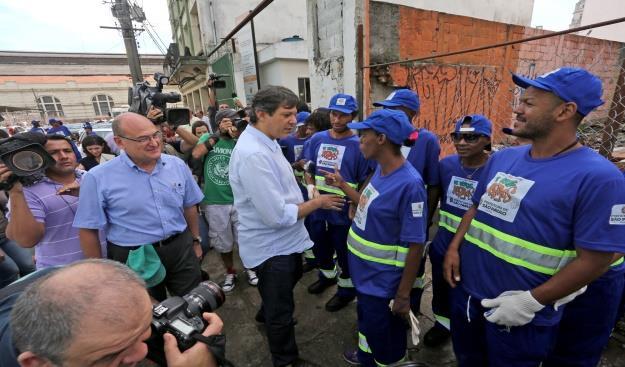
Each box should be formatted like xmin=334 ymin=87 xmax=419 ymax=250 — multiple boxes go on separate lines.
xmin=0 ymin=0 xmax=581 ymax=55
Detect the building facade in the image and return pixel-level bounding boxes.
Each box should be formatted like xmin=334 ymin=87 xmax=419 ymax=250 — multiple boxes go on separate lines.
xmin=570 ymin=0 xmax=625 ymax=43
xmin=165 ymin=0 xmax=309 ymax=111
xmin=0 ymin=51 xmax=165 ymax=125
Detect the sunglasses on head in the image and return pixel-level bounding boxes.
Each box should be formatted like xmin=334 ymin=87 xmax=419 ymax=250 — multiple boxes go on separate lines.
xmin=450 ymin=132 xmax=484 ymax=143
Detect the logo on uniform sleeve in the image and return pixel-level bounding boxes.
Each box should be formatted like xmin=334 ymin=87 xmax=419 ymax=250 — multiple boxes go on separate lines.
xmin=478 ymin=172 xmax=535 ymax=223
xmin=609 ymin=204 xmax=625 ymax=225
xmin=412 ymin=202 xmax=424 ymax=217
xmin=336 ymin=97 xmax=346 ymax=106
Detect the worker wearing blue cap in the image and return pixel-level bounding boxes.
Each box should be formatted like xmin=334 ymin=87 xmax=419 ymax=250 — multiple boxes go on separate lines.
xmin=29 ymin=120 xmax=46 ymax=134
xmin=443 ymin=67 xmax=625 ymax=366
xmin=47 ymin=118 xmax=82 ymax=160
xmin=424 ymin=114 xmax=492 ymax=347
xmin=373 ymin=88 xmax=441 ymax=319
xmin=302 ymin=93 xmax=374 ymax=312
xmin=321 ymin=109 xmax=426 ymax=366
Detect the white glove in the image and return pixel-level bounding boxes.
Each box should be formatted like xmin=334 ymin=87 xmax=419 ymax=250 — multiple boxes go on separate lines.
xmin=554 ymin=285 xmax=587 ymax=311
xmin=481 ymin=290 xmax=544 ymax=327
xmin=306 ymin=184 xmax=318 ymax=200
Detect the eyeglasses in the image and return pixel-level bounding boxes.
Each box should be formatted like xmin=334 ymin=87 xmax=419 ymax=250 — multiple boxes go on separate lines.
xmin=450 ymin=133 xmax=484 ymax=143
xmin=118 ymin=131 xmax=163 ymax=144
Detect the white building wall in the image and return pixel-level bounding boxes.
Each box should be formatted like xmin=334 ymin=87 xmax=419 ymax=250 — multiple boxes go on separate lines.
xmin=375 ymin=0 xmax=534 ymax=26
xmin=577 ymin=0 xmax=625 ymax=42
xmin=259 ymin=59 xmax=309 ymax=96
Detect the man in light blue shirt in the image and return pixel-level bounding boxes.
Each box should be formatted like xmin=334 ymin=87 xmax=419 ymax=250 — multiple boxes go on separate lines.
xmin=229 ymin=86 xmax=344 ymax=367
xmin=73 ymin=112 xmax=205 ymax=301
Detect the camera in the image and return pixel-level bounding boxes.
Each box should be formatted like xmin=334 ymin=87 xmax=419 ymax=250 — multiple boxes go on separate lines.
xmin=208 ymin=73 xmax=228 ymax=89
xmin=128 ymin=73 xmax=190 ymax=126
xmin=151 ymin=281 xmax=225 ymax=351
xmin=0 ymin=132 xmax=55 ymax=190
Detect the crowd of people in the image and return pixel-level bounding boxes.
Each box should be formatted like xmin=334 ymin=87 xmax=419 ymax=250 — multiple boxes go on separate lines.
xmin=0 ymin=66 xmax=624 ymax=367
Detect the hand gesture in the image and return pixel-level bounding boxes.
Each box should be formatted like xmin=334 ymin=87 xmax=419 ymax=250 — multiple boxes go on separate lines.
xmin=443 ymin=248 xmax=461 ymax=288
xmin=391 ymin=295 xmax=410 ymax=317
xmin=317 ymin=194 xmax=345 ymax=211
xmin=0 ymin=164 xmax=20 ymax=193
xmin=147 ymin=106 xmax=164 ymax=122
xmin=164 ymin=312 xmax=224 ymax=367
xmin=57 ymin=181 xmax=80 ymax=197
xmin=320 ymin=164 xmax=344 ymax=188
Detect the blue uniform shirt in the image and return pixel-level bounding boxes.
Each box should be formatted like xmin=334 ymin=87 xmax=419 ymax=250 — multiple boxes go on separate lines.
xmin=279 ymin=134 xmax=309 ymax=164
xmin=431 ymin=154 xmax=487 ymax=257
xmin=462 ymin=145 xmax=625 ymax=325
xmin=304 ymin=130 xmax=374 ymax=225
xmin=348 ymin=162 xmax=427 ymax=298
xmin=402 ymin=128 xmax=441 ymax=186
xmin=73 ymin=151 xmax=204 ymax=246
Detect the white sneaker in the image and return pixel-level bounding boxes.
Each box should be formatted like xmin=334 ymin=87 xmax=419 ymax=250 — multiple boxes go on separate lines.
xmin=245 ymin=269 xmax=258 ymax=286
xmin=220 ymin=273 xmax=236 ymax=292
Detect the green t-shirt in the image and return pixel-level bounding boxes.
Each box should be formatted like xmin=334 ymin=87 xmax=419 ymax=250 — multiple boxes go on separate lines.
xmin=198 ymin=134 xmax=236 ymax=204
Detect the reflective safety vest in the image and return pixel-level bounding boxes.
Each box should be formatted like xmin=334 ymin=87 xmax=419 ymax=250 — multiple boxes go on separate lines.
xmin=347 ymin=228 xmax=407 ymax=268
xmin=315 ymin=175 xmax=358 ymax=196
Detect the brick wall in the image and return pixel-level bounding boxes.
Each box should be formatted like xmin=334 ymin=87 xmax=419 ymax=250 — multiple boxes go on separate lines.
xmin=368 ymin=3 xmax=625 ymax=156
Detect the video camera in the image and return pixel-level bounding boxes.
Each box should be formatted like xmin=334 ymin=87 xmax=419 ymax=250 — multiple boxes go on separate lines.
xmin=0 ymin=132 xmax=55 ymax=191
xmin=128 ymin=73 xmax=190 ymax=127
xmin=147 ymin=281 xmax=233 ymax=366
xmin=208 ymin=73 xmax=228 ymax=89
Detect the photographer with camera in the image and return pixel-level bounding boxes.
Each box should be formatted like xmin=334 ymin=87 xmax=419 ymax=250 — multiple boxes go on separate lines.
xmin=2 ymin=134 xmax=105 ymax=270
xmin=0 ymin=259 xmax=224 ymax=367
xmin=74 ymin=112 xmax=205 ymax=302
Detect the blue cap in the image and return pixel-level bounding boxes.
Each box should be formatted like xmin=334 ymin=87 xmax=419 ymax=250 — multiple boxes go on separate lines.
xmin=82 ymin=122 xmax=92 ymax=129
xmin=347 ymin=109 xmax=416 ymax=145
xmin=454 ymin=114 xmax=492 ymax=137
xmin=328 ymin=94 xmax=358 ymax=114
xmin=31 ymin=120 xmax=40 ymax=126
xmin=512 ymin=67 xmax=604 ymax=116
xmin=296 ymin=111 xmax=310 ymax=126
xmin=373 ymin=88 xmax=420 ymax=113
xmin=48 ymin=118 xmax=60 ymax=124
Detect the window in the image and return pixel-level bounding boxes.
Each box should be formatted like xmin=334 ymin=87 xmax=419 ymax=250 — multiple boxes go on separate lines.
xmin=92 ymin=95 xmax=114 ymax=116
xmin=37 ymin=96 xmax=64 ymax=117
xmin=298 ymin=77 xmax=311 ymax=104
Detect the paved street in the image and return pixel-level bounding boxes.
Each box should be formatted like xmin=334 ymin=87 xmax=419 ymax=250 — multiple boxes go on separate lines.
xmin=201 ymin=248 xmax=625 ymax=367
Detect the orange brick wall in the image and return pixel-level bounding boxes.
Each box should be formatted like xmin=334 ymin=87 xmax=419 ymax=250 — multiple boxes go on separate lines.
xmin=368 ymin=4 xmax=624 ymax=157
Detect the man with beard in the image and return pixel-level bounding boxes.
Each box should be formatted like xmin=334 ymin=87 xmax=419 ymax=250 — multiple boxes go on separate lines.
xmin=3 ymin=134 xmax=105 ymax=269
xmin=442 ymin=67 xmax=625 ymax=366
xmin=303 ymin=94 xmax=374 ymax=312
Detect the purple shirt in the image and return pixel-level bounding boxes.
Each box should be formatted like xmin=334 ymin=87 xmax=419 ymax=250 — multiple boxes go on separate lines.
xmin=7 ymin=171 xmax=105 ymax=269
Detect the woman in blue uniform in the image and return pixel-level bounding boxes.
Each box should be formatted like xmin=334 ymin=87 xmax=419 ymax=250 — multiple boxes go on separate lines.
xmin=423 ymin=115 xmax=492 ymax=347
xmin=322 ymin=109 xmax=427 ymax=366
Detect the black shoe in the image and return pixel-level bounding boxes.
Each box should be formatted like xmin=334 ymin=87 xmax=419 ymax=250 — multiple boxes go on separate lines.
xmin=325 ymin=294 xmax=355 ymax=312
xmin=255 ymin=310 xmax=298 ymax=325
xmin=302 ymin=262 xmax=317 ymax=273
xmin=307 ymin=278 xmax=337 ymax=294
xmin=423 ymin=325 xmax=451 ymax=347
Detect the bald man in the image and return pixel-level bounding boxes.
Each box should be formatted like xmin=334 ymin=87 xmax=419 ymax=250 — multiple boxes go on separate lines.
xmin=0 ymin=259 xmax=222 ymax=367
xmin=74 ymin=113 xmax=205 ymax=301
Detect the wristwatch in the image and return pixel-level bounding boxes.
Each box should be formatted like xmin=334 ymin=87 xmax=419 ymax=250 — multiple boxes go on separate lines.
xmin=193 ymin=237 xmax=202 ymax=244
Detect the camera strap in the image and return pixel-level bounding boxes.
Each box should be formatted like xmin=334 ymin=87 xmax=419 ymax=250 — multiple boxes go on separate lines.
xmin=192 ymin=334 xmax=234 ymax=367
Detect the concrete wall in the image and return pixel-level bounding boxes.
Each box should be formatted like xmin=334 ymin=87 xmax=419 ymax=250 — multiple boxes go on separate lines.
xmin=375 ymin=0 xmax=534 ymax=26
xmin=368 ymin=3 xmax=624 ymax=156
xmin=577 ymin=0 xmax=625 ymax=43
xmin=259 ymin=59 xmax=309 ymax=96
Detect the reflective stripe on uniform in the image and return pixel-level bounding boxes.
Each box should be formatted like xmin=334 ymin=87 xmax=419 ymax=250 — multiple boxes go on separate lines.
xmin=465 ymin=219 xmax=576 ymax=275
xmin=319 ymin=265 xmax=338 ymax=279
xmin=438 ymin=210 xmax=461 ymax=234
xmin=434 ymin=313 xmax=451 ymax=330
xmin=347 ymin=228 xmax=407 ymax=268
xmin=304 ymin=249 xmax=315 ymax=260
xmin=358 ymin=332 xmax=371 ymax=353
xmin=315 ymin=175 xmax=358 ymax=196
xmin=337 ymin=276 xmax=354 ymax=288
xmin=611 ymin=257 xmax=624 ymax=267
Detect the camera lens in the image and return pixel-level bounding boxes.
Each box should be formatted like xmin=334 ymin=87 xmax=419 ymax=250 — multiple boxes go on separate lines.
xmin=183 ymin=281 xmax=225 ymax=317
xmin=12 ymin=151 xmax=45 ymax=172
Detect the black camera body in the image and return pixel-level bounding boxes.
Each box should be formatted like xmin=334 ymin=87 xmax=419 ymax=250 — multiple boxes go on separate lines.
xmin=208 ymin=73 xmax=228 ymax=89
xmin=0 ymin=133 xmax=55 ymax=190
xmin=151 ymin=281 xmax=225 ymax=351
xmin=128 ymin=73 xmax=190 ymax=126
